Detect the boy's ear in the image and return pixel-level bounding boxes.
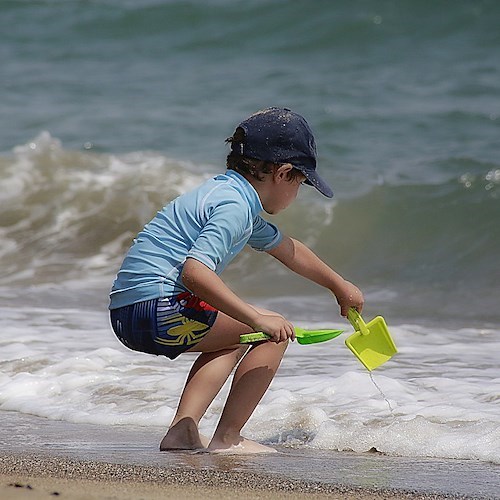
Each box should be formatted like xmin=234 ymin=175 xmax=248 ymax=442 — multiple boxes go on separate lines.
xmin=274 ymin=163 xmax=294 ymax=181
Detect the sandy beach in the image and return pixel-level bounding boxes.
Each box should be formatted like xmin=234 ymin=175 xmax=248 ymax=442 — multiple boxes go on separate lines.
xmin=0 ymin=453 xmax=472 ymax=500
xmin=1 ymin=411 xmax=498 ymax=500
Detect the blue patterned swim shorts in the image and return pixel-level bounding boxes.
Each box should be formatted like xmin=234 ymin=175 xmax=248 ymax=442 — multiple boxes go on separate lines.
xmin=110 ymin=292 xmax=218 ymax=359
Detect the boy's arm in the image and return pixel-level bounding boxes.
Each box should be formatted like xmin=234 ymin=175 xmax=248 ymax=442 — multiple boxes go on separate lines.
xmin=267 ymin=235 xmax=364 ymax=317
xmin=182 ymin=257 xmax=295 ymax=342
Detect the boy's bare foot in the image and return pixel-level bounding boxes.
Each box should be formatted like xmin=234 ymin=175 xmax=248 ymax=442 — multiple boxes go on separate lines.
xmin=207 ymin=436 xmax=277 ymax=455
xmin=159 ymin=417 xmax=209 ymax=451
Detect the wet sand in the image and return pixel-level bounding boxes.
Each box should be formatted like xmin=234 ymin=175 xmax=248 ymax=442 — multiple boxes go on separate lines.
xmin=0 ymin=454 xmax=468 ymax=500
xmin=1 ymin=411 xmax=498 ymax=500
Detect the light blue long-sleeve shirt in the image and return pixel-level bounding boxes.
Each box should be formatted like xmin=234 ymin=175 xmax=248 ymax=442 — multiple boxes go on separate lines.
xmin=109 ymin=170 xmax=282 ymax=309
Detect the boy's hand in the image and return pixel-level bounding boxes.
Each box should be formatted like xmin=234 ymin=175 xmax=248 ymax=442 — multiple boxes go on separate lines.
xmin=333 ymin=280 xmax=364 ymax=317
xmin=252 ymin=313 xmax=296 ymax=343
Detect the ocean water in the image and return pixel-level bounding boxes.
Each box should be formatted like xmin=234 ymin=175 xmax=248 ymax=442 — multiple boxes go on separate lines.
xmin=1 ymin=0 xmax=499 ymax=466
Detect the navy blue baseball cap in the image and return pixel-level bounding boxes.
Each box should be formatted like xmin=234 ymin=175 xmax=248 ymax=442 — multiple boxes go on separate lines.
xmin=230 ymin=107 xmax=333 ymax=198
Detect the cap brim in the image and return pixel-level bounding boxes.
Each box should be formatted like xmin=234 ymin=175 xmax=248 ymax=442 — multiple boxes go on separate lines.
xmin=300 ymin=169 xmax=333 ymax=198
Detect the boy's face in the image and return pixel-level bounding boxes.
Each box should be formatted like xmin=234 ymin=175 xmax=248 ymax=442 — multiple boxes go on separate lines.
xmin=263 ymin=166 xmax=306 ymax=215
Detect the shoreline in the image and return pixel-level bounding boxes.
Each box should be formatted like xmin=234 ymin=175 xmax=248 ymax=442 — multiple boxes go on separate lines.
xmin=0 ymin=453 xmax=469 ymax=500
xmin=0 ymin=411 xmax=498 ymax=500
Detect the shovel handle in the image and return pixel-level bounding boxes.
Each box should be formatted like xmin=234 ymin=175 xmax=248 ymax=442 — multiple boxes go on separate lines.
xmin=239 ymin=327 xmax=343 ymax=344
xmin=239 ymin=332 xmax=271 ymax=343
xmin=347 ymin=308 xmax=370 ymax=336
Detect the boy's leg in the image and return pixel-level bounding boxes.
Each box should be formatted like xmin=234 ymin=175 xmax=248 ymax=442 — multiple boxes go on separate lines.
xmin=160 ymin=346 xmax=247 ymax=450
xmin=160 ymin=310 xmax=288 ymax=452
xmin=160 ymin=311 xmax=251 ymax=450
xmin=207 ymin=339 xmax=287 ymax=453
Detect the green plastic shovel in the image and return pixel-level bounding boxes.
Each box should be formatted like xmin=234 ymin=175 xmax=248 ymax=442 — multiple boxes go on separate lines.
xmin=345 ymin=308 xmax=397 ymax=371
xmin=240 ymin=327 xmax=343 ymax=345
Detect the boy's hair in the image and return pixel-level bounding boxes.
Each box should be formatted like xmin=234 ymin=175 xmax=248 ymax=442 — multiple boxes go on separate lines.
xmin=225 ymin=127 xmax=303 ymax=183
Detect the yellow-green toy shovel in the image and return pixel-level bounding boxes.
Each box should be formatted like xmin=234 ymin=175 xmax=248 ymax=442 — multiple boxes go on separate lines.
xmin=345 ymin=308 xmax=397 ymax=371
xmin=240 ymin=327 xmax=343 ymax=345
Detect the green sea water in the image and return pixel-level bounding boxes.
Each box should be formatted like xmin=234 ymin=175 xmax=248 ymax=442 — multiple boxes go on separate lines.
xmin=1 ymin=0 xmax=499 ymax=325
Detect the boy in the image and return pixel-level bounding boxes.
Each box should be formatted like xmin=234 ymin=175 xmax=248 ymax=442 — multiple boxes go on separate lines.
xmin=109 ymin=107 xmax=363 ymax=454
